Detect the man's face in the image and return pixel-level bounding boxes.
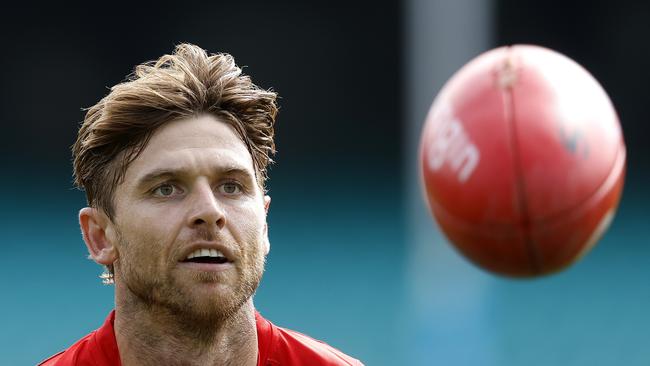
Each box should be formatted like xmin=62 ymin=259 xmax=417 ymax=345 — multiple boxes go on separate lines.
xmin=107 ymin=114 xmax=270 ymax=321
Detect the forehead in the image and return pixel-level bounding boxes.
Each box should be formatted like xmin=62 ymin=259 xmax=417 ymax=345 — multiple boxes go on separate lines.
xmin=123 ymin=114 xmax=255 ymax=183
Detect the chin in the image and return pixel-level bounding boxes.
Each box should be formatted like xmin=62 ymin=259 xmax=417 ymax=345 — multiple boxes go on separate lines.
xmin=176 ymin=292 xmax=249 ymax=325
xmin=172 ymin=279 xmax=253 ymax=320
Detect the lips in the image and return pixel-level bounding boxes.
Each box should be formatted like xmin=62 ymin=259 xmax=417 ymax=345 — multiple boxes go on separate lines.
xmin=183 ymin=248 xmax=229 ymax=264
xmin=178 ymin=243 xmax=235 ymax=273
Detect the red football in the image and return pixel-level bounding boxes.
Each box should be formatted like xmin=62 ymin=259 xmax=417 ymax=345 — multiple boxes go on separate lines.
xmin=419 ymin=45 xmax=626 ymax=277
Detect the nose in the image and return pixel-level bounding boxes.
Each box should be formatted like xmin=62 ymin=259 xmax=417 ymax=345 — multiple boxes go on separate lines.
xmin=186 ymin=180 xmax=226 ymax=230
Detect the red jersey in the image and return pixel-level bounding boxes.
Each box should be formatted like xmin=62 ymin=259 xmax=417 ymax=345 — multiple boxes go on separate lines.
xmin=39 ymin=310 xmax=362 ymax=366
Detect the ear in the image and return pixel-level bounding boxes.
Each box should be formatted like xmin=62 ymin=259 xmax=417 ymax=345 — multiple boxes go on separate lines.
xmin=79 ymin=207 xmax=118 ymax=266
xmin=263 ymin=195 xmax=271 ymax=255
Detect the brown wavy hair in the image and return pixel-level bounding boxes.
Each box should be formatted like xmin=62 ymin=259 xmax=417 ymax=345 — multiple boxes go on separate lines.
xmin=72 ymin=43 xmax=278 ymax=283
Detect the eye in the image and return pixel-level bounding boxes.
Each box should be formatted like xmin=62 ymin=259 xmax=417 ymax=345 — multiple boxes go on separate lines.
xmin=219 ymin=182 xmax=242 ymax=195
xmin=153 ymin=183 xmax=181 ymax=197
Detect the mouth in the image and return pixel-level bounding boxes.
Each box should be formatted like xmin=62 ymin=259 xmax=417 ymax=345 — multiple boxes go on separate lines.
xmin=181 ymin=248 xmax=231 ymax=265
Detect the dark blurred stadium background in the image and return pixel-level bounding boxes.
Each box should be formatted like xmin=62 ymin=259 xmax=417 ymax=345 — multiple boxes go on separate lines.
xmin=1 ymin=1 xmax=648 ymax=365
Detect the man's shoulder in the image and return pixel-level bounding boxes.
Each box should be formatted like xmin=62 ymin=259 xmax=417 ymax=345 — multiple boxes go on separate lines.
xmin=273 ymin=326 xmax=364 ymax=366
xmin=37 ymin=351 xmax=64 ymax=366
xmin=257 ymin=313 xmax=363 ymax=366
xmin=37 ymin=311 xmax=118 ymax=366
xmin=37 ymin=332 xmax=95 ymax=366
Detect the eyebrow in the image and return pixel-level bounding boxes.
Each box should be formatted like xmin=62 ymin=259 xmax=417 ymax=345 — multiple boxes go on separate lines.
xmin=135 ymin=166 xmax=255 ymax=188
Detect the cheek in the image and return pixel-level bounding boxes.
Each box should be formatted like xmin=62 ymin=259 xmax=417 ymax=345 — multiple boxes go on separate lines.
xmin=228 ymin=204 xmax=267 ymax=241
xmin=116 ymin=207 xmax=181 ymax=263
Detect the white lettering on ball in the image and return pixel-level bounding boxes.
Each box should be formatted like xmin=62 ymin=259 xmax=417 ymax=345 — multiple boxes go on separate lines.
xmin=427 ymin=106 xmax=480 ymax=183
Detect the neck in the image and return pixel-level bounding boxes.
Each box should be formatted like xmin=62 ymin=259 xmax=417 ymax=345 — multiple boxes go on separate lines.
xmin=113 ymin=285 xmax=258 ymax=366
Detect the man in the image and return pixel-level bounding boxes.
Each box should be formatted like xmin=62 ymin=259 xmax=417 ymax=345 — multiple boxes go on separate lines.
xmin=40 ymin=43 xmax=362 ymax=366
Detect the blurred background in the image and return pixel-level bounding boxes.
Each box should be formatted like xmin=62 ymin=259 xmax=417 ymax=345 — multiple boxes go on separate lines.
xmin=1 ymin=1 xmax=648 ymax=365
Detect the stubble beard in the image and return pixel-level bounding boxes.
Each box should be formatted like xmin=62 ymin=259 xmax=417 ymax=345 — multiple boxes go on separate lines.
xmin=114 ymin=229 xmax=267 ymax=342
